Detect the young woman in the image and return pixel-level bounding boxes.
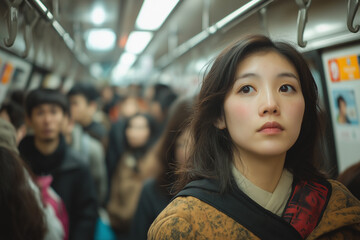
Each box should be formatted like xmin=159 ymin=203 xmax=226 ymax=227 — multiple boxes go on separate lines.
xmin=107 ymin=113 xmax=157 ymax=237
xmin=128 ymin=96 xmax=194 ymax=240
xmin=148 ymin=35 xmax=360 ymax=239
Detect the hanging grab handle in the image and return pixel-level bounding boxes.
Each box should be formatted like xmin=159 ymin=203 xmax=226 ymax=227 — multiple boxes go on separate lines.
xmin=3 ymin=0 xmax=23 ymax=47
xmin=295 ymin=0 xmax=311 ymax=48
xmin=347 ymin=0 xmax=360 ymax=33
xmin=22 ymin=12 xmax=39 ymax=58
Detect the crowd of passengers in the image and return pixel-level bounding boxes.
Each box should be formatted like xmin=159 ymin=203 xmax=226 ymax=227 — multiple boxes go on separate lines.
xmin=1 ymin=35 xmax=360 ymax=240
xmin=0 ymin=82 xmax=188 ymax=240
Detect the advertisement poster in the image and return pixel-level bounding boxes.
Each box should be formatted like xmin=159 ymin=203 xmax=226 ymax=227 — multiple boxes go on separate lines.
xmin=0 ymin=51 xmax=32 ymax=105
xmin=322 ymin=44 xmax=360 ymax=173
xmin=332 ymin=89 xmax=359 ymax=126
xmin=328 ymin=55 xmax=360 ymax=82
xmin=0 ymin=62 xmax=14 ymax=104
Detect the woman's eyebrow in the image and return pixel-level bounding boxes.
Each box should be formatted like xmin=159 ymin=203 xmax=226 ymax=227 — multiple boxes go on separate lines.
xmin=235 ymin=72 xmax=299 ymax=81
xmin=278 ymin=72 xmax=299 ymax=80
xmin=235 ymin=73 xmax=258 ymax=80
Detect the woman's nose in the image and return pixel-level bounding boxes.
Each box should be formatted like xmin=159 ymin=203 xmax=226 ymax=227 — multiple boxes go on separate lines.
xmin=258 ymin=90 xmax=280 ymax=116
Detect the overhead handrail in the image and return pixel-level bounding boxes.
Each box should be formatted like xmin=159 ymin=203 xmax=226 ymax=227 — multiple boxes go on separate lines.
xmin=22 ymin=2 xmax=39 ymax=58
xmin=23 ymin=0 xmax=89 ymax=65
xmin=347 ymin=0 xmax=360 ymax=32
xmin=3 ymin=0 xmax=23 ymax=47
xmin=158 ymin=0 xmax=274 ymax=68
xmin=295 ymin=0 xmax=311 ymax=48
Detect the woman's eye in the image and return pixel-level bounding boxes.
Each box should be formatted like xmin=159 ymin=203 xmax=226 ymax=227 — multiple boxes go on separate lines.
xmin=239 ymin=85 xmax=255 ymax=94
xmin=279 ymin=84 xmax=295 ymax=93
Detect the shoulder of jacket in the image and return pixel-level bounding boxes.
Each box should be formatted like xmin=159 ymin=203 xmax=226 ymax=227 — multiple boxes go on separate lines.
xmin=307 ymin=179 xmax=360 ymax=238
xmin=328 ymin=179 xmax=359 ymax=202
xmin=162 ymin=196 xmax=206 ymax=218
xmin=148 ymin=196 xmax=205 ymax=240
xmin=60 ymin=148 xmax=88 ymax=171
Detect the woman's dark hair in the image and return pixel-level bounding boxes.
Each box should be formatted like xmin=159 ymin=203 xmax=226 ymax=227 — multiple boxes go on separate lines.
xmin=156 ymin=96 xmax=195 ymax=195
xmin=0 ymin=147 xmax=46 ymax=240
xmin=123 ymin=112 xmax=157 ymax=160
xmin=177 ymin=35 xmax=325 ymax=193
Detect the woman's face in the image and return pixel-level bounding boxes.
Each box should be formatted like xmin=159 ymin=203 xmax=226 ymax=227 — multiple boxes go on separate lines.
xmin=125 ymin=115 xmax=151 ymax=148
xmin=217 ymin=51 xmax=305 ymax=159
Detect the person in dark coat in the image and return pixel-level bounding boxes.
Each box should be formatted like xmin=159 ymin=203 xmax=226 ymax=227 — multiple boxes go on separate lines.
xmin=107 ymin=113 xmax=158 ymax=238
xmin=19 ymin=88 xmax=98 ymax=240
xmin=128 ymin=96 xmax=194 ymax=240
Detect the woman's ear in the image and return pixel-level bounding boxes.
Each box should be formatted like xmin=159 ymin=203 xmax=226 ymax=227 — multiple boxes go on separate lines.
xmin=214 ymin=116 xmax=226 ymax=130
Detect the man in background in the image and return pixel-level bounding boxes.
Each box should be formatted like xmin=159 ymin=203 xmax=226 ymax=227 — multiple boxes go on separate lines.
xmin=67 ymin=82 xmax=108 ymax=147
xmin=19 ymin=88 xmax=98 ymax=240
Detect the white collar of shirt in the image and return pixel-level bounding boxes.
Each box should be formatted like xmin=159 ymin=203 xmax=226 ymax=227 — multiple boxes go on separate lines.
xmin=231 ymin=165 xmax=293 ymax=216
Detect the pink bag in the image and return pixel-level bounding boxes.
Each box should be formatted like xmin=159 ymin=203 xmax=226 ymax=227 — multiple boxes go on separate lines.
xmin=37 ymin=175 xmax=69 ymax=240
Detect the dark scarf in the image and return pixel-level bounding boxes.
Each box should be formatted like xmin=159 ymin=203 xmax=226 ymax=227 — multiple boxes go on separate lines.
xmin=19 ymin=135 xmax=66 ymax=176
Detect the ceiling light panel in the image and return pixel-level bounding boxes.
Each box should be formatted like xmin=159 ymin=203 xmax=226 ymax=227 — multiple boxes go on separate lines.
xmin=86 ymin=29 xmax=116 ymax=51
xmin=136 ymin=0 xmax=179 ymax=31
xmin=91 ymin=5 xmax=106 ymax=25
xmin=125 ymin=31 xmax=153 ymax=54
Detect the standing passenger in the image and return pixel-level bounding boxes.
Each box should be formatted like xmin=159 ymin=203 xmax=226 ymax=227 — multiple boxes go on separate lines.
xmin=19 ymin=88 xmax=98 ymax=240
xmin=129 ymin=96 xmax=194 ymax=240
xmin=107 ymin=113 xmax=157 ymax=238
xmin=62 ymin=114 xmax=107 ymax=206
xmin=0 ymin=102 xmax=68 ymax=240
xmin=67 ymin=82 xmax=108 ymax=146
xmin=147 ymin=84 xmax=178 ymax=139
xmin=148 ymin=35 xmax=360 ymax=239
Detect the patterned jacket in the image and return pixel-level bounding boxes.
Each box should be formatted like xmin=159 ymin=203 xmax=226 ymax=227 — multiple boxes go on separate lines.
xmin=148 ymin=180 xmax=360 ymax=239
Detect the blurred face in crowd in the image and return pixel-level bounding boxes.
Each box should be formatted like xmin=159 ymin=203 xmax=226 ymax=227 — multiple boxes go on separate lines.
xmin=61 ymin=114 xmax=75 ymax=143
xmin=121 ymin=97 xmax=139 ymax=118
xmin=27 ymin=104 xmax=65 ymax=142
xmin=126 ymin=115 xmax=151 ymax=148
xmin=69 ymin=94 xmax=95 ymax=126
xmin=217 ymin=51 xmax=305 ymax=160
xmin=144 ymin=86 xmax=155 ymax=103
xmin=101 ymin=86 xmax=113 ymax=103
xmin=149 ymin=101 xmax=163 ymax=122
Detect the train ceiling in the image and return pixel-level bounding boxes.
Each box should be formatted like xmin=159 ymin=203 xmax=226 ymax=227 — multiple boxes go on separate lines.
xmin=0 ymin=0 xmax=359 ymax=84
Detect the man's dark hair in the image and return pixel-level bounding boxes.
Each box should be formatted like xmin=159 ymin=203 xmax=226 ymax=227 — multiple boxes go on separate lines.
xmin=25 ymin=88 xmax=69 ymax=117
xmin=67 ymin=82 xmax=99 ymax=102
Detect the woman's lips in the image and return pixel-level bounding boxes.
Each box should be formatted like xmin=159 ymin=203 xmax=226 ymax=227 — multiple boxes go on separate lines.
xmin=258 ymin=121 xmax=284 ymax=134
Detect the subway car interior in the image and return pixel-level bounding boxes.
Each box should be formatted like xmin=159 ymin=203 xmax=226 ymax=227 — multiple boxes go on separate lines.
xmin=1 ymin=0 xmax=360 ymax=239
